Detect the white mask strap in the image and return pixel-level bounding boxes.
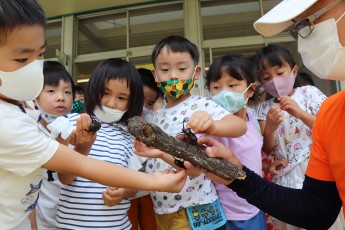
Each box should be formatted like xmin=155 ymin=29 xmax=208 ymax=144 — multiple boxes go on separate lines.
xmin=336 ymin=12 xmax=345 ymax=23
xmin=243 ymin=83 xmax=252 ymax=94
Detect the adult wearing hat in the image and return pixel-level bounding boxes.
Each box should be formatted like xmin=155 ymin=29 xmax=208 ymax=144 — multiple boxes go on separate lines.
xmin=189 ymin=1 xmax=345 ymax=229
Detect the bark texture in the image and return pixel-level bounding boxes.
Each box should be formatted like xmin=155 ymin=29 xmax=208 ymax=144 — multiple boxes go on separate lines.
xmin=127 ymin=116 xmax=246 ymax=180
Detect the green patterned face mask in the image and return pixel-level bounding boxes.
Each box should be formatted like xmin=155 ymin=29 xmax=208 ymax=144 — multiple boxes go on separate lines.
xmin=156 ymin=67 xmax=197 ymax=99
xmin=157 ymin=78 xmax=194 ymax=99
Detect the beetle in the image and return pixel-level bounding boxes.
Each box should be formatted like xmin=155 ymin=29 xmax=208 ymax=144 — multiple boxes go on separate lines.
xmin=174 ymin=117 xmax=198 ymax=169
xmin=85 ymin=118 xmax=101 ymax=133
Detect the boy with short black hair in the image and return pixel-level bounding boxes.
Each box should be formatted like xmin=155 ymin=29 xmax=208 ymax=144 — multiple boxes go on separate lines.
xmin=145 ymin=35 xmax=247 ymax=229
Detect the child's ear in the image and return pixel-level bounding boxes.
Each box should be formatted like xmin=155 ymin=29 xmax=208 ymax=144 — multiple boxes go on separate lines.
xmin=194 ymin=66 xmax=202 ymax=80
xmin=293 ymin=66 xmax=298 ymax=77
xmin=151 ymin=68 xmax=158 ymax=82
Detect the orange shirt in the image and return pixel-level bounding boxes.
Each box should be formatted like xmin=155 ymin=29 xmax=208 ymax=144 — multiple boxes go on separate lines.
xmin=306 ymin=90 xmax=345 ymax=216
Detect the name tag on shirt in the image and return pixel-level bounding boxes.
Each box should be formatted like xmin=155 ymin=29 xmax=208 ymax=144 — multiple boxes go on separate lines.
xmin=186 ymin=199 xmax=226 ymax=230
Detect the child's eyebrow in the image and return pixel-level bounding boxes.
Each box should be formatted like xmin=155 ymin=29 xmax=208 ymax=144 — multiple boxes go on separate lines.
xmin=13 ymin=41 xmax=47 ymax=54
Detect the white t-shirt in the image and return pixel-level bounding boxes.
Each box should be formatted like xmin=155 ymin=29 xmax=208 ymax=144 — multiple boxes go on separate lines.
xmin=0 ymin=100 xmax=58 ymax=229
xmin=256 ymin=86 xmax=326 ymax=188
xmin=146 ymin=95 xmax=229 ymax=214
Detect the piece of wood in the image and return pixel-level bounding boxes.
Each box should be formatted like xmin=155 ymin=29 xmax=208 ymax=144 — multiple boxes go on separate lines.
xmin=127 ymin=116 xmax=246 ymax=180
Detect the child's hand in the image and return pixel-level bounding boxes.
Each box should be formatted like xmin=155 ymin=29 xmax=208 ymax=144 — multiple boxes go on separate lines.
xmin=265 ymin=106 xmax=283 ymax=134
xmin=187 ymin=110 xmax=216 ymax=135
xmin=102 ymin=187 xmax=125 ymax=207
xmin=278 ymin=96 xmax=303 ymax=119
xmin=69 ymin=113 xmax=97 ymax=155
xmin=134 ymin=138 xmax=165 ymax=159
xmin=152 ymin=169 xmax=187 ymax=193
xmin=267 ymin=158 xmax=288 ymax=175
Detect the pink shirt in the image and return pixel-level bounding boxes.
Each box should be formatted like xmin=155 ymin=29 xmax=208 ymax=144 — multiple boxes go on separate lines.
xmin=214 ymin=112 xmax=263 ymax=221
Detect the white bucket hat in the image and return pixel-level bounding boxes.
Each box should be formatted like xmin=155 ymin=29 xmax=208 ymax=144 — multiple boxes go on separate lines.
xmin=254 ymin=0 xmax=317 ymax=36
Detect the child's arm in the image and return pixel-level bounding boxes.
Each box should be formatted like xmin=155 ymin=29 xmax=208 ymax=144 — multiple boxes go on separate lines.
xmin=187 ymin=111 xmax=247 ymax=138
xmin=44 ymin=144 xmax=187 ymax=192
xmin=278 ymin=96 xmax=315 ymax=128
xmin=45 ymin=115 xmax=187 ymax=192
xmin=262 ymin=158 xmax=288 ymax=175
xmin=262 ymin=106 xmax=283 ymax=152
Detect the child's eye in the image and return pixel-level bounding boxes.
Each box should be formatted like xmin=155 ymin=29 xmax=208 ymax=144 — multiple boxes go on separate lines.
xmin=277 ymin=72 xmax=284 ymax=75
xmin=212 ymin=86 xmax=220 ymax=90
xmin=38 ymin=52 xmax=45 ymax=58
xmin=160 ymin=69 xmax=168 ymax=72
xmin=229 ymin=84 xmax=236 ymax=88
xmin=179 ymin=68 xmax=187 ymax=71
xmin=47 ymin=89 xmax=55 ymax=93
xmin=65 ymin=91 xmax=72 ymax=94
xmin=15 ymin=58 xmax=28 ymax=63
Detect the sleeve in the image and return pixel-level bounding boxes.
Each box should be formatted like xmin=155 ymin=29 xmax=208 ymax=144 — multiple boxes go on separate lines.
xmin=305 ymin=86 xmax=327 ymax=115
xmin=229 ymin=166 xmax=342 ymax=230
xmin=198 ymin=97 xmax=229 ymax=120
xmin=305 ymin=97 xmax=334 ymax=181
xmin=0 ymin=112 xmax=59 ymax=176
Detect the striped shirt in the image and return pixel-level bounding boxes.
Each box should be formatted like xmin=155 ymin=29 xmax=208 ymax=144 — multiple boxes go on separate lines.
xmin=56 ymin=114 xmax=139 ymax=229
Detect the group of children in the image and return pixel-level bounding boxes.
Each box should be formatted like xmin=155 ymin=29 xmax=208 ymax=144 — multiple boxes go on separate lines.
xmin=0 ymin=0 xmax=329 ymax=230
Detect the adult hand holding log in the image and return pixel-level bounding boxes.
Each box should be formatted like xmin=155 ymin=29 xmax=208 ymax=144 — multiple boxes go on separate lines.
xmin=127 ymin=116 xmax=245 ymax=181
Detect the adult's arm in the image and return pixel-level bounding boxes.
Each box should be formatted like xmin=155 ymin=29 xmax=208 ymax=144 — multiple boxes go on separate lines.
xmin=229 ymin=166 xmax=342 ymax=230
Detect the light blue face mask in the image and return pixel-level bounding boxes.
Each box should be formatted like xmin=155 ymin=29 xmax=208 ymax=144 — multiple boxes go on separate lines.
xmin=212 ymin=84 xmax=252 ymax=114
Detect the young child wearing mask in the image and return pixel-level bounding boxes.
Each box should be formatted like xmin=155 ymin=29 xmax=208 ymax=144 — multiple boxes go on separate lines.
xmin=32 ymin=61 xmax=76 ymax=229
xmin=71 ymin=85 xmax=85 ymax=113
xmin=56 ymin=58 xmax=160 ymax=229
xmin=206 ymin=54 xmax=268 ymax=230
xmin=0 ymin=2 xmax=186 ymax=228
xmin=254 ymin=44 xmax=326 ymax=230
xmin=136 ymin=35 xmax=247 ymax=230
xmin=139 ymin=68 xmax=163 ymax=122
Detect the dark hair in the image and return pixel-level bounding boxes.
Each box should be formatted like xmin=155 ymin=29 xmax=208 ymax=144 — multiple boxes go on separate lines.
xmin=254 ymin=44 xmax=296 ymax=82
xmin=151 ymin=35 xmax=199 ymax=66
xmin=294 ymin=72 xmax=315 ymax=87
xmin=74 ymin=85 xmax=84 ymax=95
xmin=85 ymin=58 xmax=144 ymax=124
xmin=206 ymin=54 xmax=259 ymax=105
xmin=0 ymin=0 xmax=46 ymax=45
xmin=43 ymin=61 xmax=75 ymax=99
xmin=137 ymin=68 xmax=161 ymax=100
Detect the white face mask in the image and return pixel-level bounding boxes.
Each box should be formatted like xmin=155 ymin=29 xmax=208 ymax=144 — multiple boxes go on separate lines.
xmin=93 ymin=105 xmax=126 ymax=123
xmin=35 ymin=100 xmax=60 ymax=124
xmin=298 ymin=13 xmax=345 ymax=81
xmin=0 ymin=60 xmax=44 ymax=101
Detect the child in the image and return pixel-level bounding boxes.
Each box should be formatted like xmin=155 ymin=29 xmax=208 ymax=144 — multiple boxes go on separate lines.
xmin=254 ymin=44 xmax=326 ymax=230
xmin=126 ymin=68 xmax=159 ymax=230
xmin=71 ymin=85 xmax=85 ymax=113
xmin=56 ymin=58 xmax=154 ymax=229
xmin=206 ymin=54 xmax=267 ymax=230
xmin=0 ymin=1 xmax=187 ymax=229
xmin=143 ymin=35 xmax=247 ymax=230
xmin=34 ymin=61 xmax=75 ymax=229
xmin=138 ymin=67 xmax=163 ymax=122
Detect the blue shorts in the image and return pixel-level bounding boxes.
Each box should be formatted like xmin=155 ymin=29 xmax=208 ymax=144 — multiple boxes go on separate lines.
xmin=217 ymin=211 xmax=267 ymax=230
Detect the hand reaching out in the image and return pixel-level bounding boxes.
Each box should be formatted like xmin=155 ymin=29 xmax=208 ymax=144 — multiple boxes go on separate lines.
xmin=69 ymin=113 xmax=97 ymax=155
xmin=187 ymin=110 xmax=216 ymax=135
xmin=184 ymin=135 xmax=242 ymax=185
xmin=133 ymin=138 xmax=166 ymax=159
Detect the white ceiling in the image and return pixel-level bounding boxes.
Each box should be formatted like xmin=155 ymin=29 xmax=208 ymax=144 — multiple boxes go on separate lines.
xmin=37 ymin=0 xmax=149 ymax=18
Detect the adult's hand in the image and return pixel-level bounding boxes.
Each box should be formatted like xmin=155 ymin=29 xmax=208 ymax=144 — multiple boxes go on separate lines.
xmin=184 ymin=135 xmax=243 ymax=185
